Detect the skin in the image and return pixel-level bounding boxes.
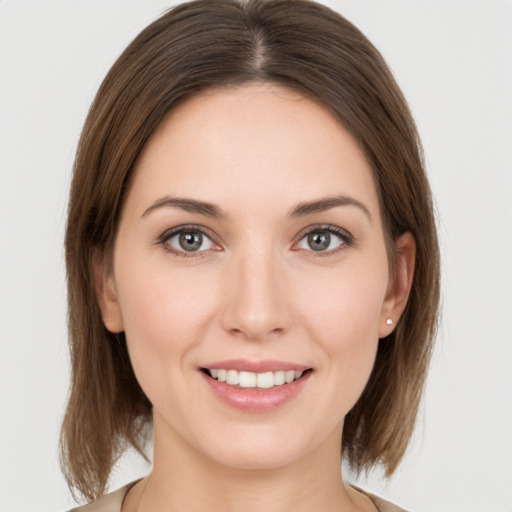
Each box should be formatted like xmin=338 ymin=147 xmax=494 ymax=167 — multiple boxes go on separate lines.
xmin=96 ymin=83 xmax=415 ymax=512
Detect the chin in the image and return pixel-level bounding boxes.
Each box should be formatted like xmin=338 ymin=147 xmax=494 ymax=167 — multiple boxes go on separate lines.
xmin=206 ymin=443 xmax=301 ymax=471
xmin=194 ymin=423 xmax=321 ymax=471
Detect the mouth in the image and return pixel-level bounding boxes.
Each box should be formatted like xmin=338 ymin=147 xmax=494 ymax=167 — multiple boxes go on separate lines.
xmin=201 ymin=367 xmax=312 ymax=389
xmin=199 ymin=359 xmax=313 ymax=411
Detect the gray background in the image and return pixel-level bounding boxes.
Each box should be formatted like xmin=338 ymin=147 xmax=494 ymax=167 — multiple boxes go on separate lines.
xmin=1 ymin=1 xmax=511 ymax=510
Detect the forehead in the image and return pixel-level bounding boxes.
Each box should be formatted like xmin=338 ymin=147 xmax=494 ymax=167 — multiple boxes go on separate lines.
xmin=129 ymin=83 xmax=380 ymax=218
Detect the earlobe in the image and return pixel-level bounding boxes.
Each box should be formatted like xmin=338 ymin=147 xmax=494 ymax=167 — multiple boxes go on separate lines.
xmin=92 ymin=249 xmax=124 ymax=333
xmin=379 ymin=232 xmax=416 ymax=338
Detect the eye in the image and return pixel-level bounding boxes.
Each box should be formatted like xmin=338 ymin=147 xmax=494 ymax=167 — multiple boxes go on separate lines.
xmin=161 ymin=227 xmax=217 ymax=255
xmin=296 ymin=226 xmax=351 ymax=253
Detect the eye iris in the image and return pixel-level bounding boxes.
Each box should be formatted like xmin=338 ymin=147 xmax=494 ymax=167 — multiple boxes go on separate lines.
xmin=179 ymin=231 xmax=202 ymax=251
xmin=308 ymin=232 xmax=330 ymax=251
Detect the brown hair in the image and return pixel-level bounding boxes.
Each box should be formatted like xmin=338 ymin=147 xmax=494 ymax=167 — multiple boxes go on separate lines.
xmin=61 ymin=0 xmax=440 ymax=501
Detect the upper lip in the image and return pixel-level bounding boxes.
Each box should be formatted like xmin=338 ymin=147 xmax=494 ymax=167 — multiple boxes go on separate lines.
xmin=201 ymin=359 xmax=311 ymax=373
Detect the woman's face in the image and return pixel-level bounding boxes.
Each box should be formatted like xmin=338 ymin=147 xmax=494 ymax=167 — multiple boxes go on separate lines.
xmin=98 ymin=83 xmax=410 ymax=470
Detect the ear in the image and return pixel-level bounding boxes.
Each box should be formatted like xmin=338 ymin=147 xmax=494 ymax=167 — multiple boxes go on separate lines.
xmin=92 ymin=249 xmax=124 ymax=333
xmin=379 ymin=232 xmax=416 ymax=338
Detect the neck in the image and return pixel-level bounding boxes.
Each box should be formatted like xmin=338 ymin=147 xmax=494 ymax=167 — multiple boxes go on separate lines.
xmin=125 ymin=412 xmax=374 ymax=512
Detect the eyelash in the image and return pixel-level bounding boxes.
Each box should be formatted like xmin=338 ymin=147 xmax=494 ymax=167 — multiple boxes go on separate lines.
xmin=157 ymin=224 xmax=220 ymax=259
xmin=156 ymin=224 xmax=354 ymax=258
xmin=295 ymin=225 xmax=354 ymax=257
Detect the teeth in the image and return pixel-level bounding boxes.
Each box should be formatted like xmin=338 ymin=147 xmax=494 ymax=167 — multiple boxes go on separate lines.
xmin=226 ymin=370 xmax=239 ymax=385
xmin=256 ymin=372 xmax=274 ymax=389
xmin=239 ymin=371 xmax=256 ymax=388
xmin=207 ymin=368 xmax=307 ymax=388
xmin=274 ymin=371 xmax=285 ymax=386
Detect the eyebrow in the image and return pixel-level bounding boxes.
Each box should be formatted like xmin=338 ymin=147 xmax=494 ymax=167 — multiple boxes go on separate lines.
xmin=288 ymin=196 xmax=372 ymax=221
xmin=142 ymin=195 xmax=371 ymax=221
xmin=142 ymin=196 xmax=226 ymax=219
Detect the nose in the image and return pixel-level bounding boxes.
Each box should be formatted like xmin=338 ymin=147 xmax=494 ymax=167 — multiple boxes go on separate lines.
xmin=220 ymin=246 xmax=291 ymax=341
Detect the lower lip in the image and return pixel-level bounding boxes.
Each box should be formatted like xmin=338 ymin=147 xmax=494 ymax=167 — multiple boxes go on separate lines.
xmin=201 ymin=371 xmax=312 ymax=412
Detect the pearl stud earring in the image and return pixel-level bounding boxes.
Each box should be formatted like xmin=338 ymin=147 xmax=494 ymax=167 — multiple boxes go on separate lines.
xmin=386 ymin=319 xmax=393 ymax=326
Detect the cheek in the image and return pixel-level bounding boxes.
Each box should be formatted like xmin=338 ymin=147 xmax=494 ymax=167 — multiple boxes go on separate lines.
xmin=120 ymin=273 xmax=208 ymax=343
xmin=297 ymin=261 xmax=387 ymax=406
xmin=301 ymin=258 xmax=387 ymax=341
xmin=113 ymin=253 xmax=220 ymax=391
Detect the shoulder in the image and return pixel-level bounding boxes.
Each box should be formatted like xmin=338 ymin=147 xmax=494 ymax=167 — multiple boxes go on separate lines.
xmin=67 ymin=481 xmax=139 ymax=512
xmin=367 ymin=493 xmax=409 ymax=512
xmin=68 ymin=480 xmax=408 ymax=512
xmin=352 ymin=485 xmax=410 ymax=512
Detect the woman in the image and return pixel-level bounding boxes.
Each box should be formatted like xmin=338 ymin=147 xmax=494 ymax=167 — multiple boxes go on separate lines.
xmin=61 ymin=0 xmax=440 ymax=510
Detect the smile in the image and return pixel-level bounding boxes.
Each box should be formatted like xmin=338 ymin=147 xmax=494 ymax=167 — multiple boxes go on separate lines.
xmin=206 ymin=368 xmax=305 ymax=389
xmin=200 ymin=360 xmax=313 ymax=412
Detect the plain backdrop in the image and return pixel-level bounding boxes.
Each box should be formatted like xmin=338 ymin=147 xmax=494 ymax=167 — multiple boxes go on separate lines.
xmin=1 ymin=1 xmax=511 ymax=511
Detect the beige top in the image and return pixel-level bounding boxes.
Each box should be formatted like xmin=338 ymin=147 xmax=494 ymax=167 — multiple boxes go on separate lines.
xmin=68 ymin=480 xmax=408 ymax=512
